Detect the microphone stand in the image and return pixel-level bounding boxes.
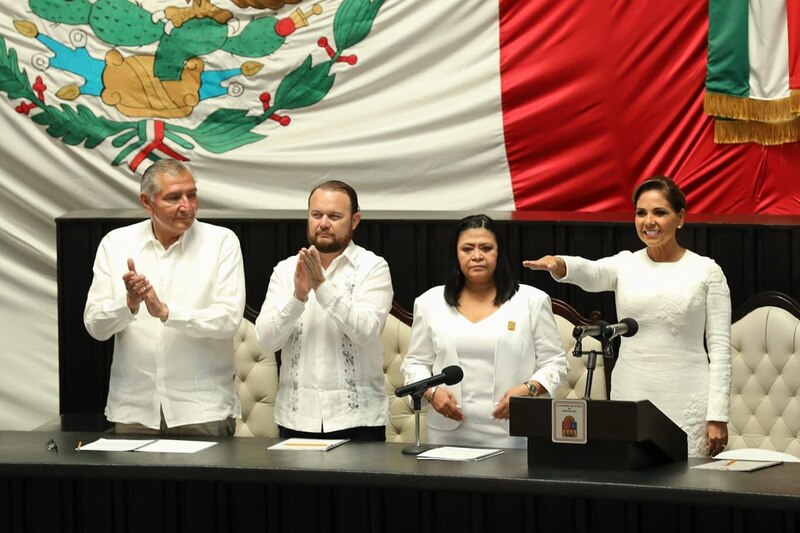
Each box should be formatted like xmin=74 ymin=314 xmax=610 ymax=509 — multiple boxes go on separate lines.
xmin=572 ymin=339 xmax=613 ymax=400
xmin=401 ymin=390 xmax=435 ymax=455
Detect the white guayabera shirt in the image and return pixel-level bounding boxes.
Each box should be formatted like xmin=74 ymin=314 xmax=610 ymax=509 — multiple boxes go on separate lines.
xmin=84 ymin=220 xmax=246 ymax=429
xmin=256 ymin=240 xmax=393 ymax=433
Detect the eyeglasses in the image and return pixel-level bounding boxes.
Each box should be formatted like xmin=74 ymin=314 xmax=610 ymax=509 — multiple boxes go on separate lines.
xmin=45 ymin=438 xmax=58 ymax=453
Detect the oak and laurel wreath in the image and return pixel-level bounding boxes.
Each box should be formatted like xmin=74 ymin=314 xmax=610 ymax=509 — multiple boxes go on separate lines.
xmin=0 ymin=0 xmax=383 ymax=165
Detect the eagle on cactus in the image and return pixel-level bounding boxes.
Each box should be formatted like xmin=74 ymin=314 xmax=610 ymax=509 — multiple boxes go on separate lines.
xmin=17 ymin=0 xmax=323 ymax=118
xmin=2 ymin=0 xmax=385 ymax=169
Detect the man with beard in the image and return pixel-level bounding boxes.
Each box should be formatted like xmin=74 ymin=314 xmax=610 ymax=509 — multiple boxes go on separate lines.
xmin=84 ymin=159 xmax=245 ymax=436
xmin=255 ymin=181 xmax=393 ymax=441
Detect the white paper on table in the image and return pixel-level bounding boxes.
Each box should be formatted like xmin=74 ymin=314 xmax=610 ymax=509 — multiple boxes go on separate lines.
xmin=77 ymin=438 xmax=156 ymax=452
xmin=134 ymin=440 xmax=217 ymax=453
xmin=691 ymin=460 xmax=783 ymax=472
xmin=268 ymin=438 xmax=349 ymax=451
xmin=416 ymin=446 xmax=504 ymax=461
xmin=713 ymin=448 xmax=800 ymax=463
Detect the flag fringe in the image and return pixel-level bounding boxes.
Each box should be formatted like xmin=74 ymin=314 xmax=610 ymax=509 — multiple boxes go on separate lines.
xmin=714 ymin=117 xmax=800 ymax=145
xmin=704 ymin=91 xmax=798 ymax=123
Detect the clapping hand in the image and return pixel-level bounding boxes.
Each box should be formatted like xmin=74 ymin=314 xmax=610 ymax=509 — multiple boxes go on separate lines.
xmin=123 ymin=258 xmax=168 ymax=321
xmin=293 ymin=246 xmax=326 ymax=302
xmin=299 ymin=246 xmax=326 ymax=290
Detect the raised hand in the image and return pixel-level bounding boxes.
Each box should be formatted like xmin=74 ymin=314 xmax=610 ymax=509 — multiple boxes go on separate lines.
xmin=522 ymin=255 xmax=567 ymax=279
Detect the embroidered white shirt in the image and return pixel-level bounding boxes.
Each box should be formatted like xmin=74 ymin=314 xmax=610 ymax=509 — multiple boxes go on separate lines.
xmin=84 ymin=219 xmax=245 ymax=429
xmin=256 ymin=241 xmax=393 ymax=433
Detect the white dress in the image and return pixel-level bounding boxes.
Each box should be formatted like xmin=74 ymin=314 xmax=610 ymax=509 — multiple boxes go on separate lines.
xmin=402 ymin=285 xmax=568 ymax=449
xmin=560 ymin=249 xmax=732 ymax=457
xmin=429 ymin=312 xmax=524 ymax=448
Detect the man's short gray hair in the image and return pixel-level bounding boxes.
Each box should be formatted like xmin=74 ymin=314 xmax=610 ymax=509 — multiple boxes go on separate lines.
xmin=140 ymin=160 xmax=194 ymax=198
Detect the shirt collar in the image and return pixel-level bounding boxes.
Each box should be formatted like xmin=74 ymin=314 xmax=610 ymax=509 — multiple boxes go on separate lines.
xmin=138 ymin=219 xmax=193 ymax=253
xmin=327 ymin=240 xmax=358 ymax=271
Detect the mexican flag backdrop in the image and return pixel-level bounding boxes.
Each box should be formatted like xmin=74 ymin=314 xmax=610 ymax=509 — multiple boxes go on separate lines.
xmin=0 ymin=0 xmax=799 ymax=430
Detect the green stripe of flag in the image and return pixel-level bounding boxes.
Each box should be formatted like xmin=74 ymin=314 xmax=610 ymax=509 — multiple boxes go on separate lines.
xmin=706 ymin=0 xmax=749 ymax=97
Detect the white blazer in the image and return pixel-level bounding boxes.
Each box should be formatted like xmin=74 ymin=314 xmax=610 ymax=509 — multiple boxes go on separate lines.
xmin=401 ymin=284 xmax=567 ymax=431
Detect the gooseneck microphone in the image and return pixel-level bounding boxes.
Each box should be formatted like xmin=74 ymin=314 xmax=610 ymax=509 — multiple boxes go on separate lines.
xmin=395 ymin=365 xmax=464 ymax=397
xmin=602 ymin=318 xmax=639 ymax=339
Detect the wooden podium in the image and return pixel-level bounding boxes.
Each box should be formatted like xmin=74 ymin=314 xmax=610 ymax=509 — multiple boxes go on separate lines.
xmin=509 ymin=398 xmax=687 ymax=470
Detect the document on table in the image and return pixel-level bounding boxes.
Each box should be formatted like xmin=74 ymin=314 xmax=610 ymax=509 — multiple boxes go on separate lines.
xmin=134 ymin=440 xmax=217 ymax=453
xmin=268 ymin=438 xmax=349 ymax=451
xmin=77 ymin=438 xmax=216 ymax=453
xmin=77 ymin=438 xmax=156 ymax=452
xmin=713 ymin=448 xmax=800 ymax=463
xmin=416 ymin=446 xmax=504 ymax=461
xmin=691 ymin=459 xmax=783 ymax=472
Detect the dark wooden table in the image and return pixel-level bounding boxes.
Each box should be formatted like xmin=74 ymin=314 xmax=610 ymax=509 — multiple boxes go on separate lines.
xmin=2 ymin=430 xmax=798 ymax=533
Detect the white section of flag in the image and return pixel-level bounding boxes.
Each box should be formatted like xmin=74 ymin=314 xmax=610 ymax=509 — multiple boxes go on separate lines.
xmin=748 ymin=0 xmax=790 ymax=100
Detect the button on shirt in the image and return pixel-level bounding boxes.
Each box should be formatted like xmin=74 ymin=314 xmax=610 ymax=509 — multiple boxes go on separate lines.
xmin=255 ymin=241 xmax=393 ymax=433
xmin=84 ymin=220 xmax=245 ymax=429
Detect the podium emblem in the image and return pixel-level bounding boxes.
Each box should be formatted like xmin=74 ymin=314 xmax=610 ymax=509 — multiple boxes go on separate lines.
xmin=551 ymin=399 xmax=587 ymax=444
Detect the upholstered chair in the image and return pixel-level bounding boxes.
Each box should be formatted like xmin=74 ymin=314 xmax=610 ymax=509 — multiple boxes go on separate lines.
xmin=234 ymin=306 xmax=279 ymax=437
xmin=728 ymin=292 xmax=800 ymax=457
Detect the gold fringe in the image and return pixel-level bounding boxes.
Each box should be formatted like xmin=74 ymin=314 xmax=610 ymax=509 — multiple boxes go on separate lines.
xmin=704 ymin=91 xmax=797 ymax=123
xmin=714 ymin=117 xmax=800 ymax=145
xmin=792 ymin=89 xmax=800 ymax=115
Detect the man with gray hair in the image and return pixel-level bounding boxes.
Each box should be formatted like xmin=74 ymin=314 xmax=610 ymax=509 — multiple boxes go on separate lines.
xmin=84 ymin=159 xmax=245 ymax=436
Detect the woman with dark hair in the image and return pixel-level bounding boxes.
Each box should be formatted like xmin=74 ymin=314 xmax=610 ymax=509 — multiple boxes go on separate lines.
xmin=524 ymin=176 xmax=731 ymax=457
xmin=401 ymin=214 xmax=567 ymax=449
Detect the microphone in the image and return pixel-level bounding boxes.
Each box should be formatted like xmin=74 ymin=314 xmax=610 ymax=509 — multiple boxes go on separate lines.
xmin=395 ymin=365 xmax=464 ymax=397
xmin=572 ymin=320 xmax=608 ymax=340
xmin=602 ymin=318 xmax=639 ymax=339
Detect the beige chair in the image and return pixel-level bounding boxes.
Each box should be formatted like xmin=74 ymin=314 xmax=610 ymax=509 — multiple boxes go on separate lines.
xmin=234 ymin=306 xmax=279 ymax=437
xmin=382 ymin=303 xmax=416 ymax=442
xmin=552 ymin=299 xmax=607 ymax=400
xmin=234 ymin=302 xmax=415 ymax=439
xmin=728 ymin=292 xmax=800 ymax=457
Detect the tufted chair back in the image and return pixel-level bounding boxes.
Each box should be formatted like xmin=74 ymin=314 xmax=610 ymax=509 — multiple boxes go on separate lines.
xmin=234 ymin=302 xmax=416 ymax=439
xmin=552 ymin=300 xmax=608 ymax=400
xmin=383 ymin=303 xmax=416 ymax=442
xmin=234 ymin=306 xmax=279 ymax=437
xmin=728 ymin=292 xmax=800 ymax=457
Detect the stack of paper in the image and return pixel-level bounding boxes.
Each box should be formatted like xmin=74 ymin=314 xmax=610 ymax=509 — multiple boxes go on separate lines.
xmin=267 ymin=438 xmax=349 ymax=451
xmin=713 ymin=448 xmax=800 ymax=463
xmin=77 ymin=438 xmax=217 ymax=453
xmin=691 ymin=459 xmax=782 ymax=472
xmin=691 ymin=447 xmax=798 ymax=472
xmin=416 ymin=446 xmax=504 ymax=461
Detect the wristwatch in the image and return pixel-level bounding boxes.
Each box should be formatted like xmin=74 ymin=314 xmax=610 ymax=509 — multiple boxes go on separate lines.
xmin=525 ymin=382 xmax=540 ymax=397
